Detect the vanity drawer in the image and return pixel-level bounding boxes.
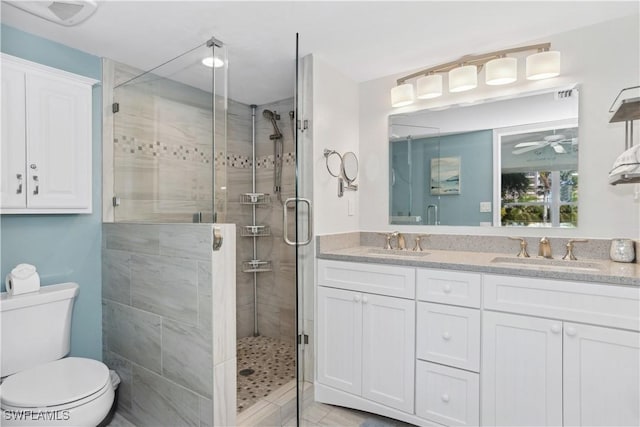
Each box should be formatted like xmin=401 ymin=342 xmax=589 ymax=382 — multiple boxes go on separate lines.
xmin=317 ymin=259 xmax=415 ymax=299
xmin=484 ymin=274 xmax=640 ymax=331
xmin=416 ymin=360 xmax=479 ymax=427
xmin=416 ymin=302 xmax=480 ymax=372
xmin=416 ymin=269 xmax=481 ymax=308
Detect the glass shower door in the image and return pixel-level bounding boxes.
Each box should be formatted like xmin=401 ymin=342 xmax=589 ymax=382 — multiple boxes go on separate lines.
xmin=287 ymin=33 xmax=315 ymax=425
xmin=111 ymin=40 xmax=228 ymax=223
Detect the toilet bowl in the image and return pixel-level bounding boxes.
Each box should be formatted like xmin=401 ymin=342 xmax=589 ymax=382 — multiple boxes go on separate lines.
xmin=1 ymin=357 xmax=114 ymax=427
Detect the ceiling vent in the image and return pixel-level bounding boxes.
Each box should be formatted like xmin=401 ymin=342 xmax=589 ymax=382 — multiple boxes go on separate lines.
xmin=6 ymin=1 xmax=98 ymax=26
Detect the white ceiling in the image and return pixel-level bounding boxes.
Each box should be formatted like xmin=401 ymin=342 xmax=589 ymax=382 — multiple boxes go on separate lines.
xmin=1 ymin=1 xmax=638 ymax=105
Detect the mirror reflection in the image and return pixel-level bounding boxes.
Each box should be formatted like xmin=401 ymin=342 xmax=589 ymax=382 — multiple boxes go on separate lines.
xmin=389 ymin=86 xmax=579 ymax=227
xmin=342 ymin=152 xmax=359 ymax=183
xmin=499 ymin=123 xmax=578 ymax=227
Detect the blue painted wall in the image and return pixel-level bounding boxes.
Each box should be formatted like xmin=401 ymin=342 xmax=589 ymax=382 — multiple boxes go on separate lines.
xmin=1 ymin=25 xmax=102 ymax=360
xmin=390 ymin=130 xmax=493 ymax=226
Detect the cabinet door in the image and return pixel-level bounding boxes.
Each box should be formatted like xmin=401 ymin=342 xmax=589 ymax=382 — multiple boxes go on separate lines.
xmin=482 ymin=311 xmax=562 ymax=426
xmin=317 ymin=286 xmax=362 ymax=395
xmin=25 ymin=72 xmax=92 ymax=210
xmin=362 ymin=293 xmax=415 ymax=412
xmin=564 ymin=323 xmax=640 ymax=426
xmin=1 ymin=64 xmax=27 ymax=209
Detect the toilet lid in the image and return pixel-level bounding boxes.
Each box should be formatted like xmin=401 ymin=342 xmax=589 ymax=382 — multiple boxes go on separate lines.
xmin=0 ymin=357 xmax=109 ymax=408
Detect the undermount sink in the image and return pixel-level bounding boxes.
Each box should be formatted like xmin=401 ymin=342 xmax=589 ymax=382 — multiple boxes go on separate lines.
xmin=491 ymin=256 xmax=605 ymax=272
xmin=367 ymin=248 xmax=430 ymax=257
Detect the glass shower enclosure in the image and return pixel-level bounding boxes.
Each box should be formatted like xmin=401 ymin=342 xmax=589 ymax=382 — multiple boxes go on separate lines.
xmin=108 ymin=35 xmax=313 ymax=426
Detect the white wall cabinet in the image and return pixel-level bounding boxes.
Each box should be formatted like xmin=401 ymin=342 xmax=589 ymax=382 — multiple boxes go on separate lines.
xmin=1 ymin=54 xmax=97 ymax=214
xmin=317 ymin=285 xmax=415 ymax=413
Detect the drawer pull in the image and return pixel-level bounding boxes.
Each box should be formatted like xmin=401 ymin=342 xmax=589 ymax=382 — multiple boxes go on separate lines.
xmin=354 ymin=295 xmax=361 ymax=303
xmin=565 ymin=326 xmax=577 ymax=337
xmin=442 ymin=331 xmax=451 ymax=341
xmin=441 ymin=393 xmax=450 ymax=403
xmin=550 ymin=324 xmax=561 ymax=334
xmin=443 ymin=284 xmax=452 ymax=294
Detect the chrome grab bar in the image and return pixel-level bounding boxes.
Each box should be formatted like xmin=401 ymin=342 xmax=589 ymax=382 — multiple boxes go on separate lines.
xmin=283 ymin=197 xmax=313 ymax=246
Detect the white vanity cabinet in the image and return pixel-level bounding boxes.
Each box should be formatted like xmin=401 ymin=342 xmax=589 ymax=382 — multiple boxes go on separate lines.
xmin=415 ymin=269 xmax=481 ymax=427
xmin=315 ymin=257 xmax=639 ymax=427
xmin=1 ymin=54 xmax=97 ymax=214
xmin=316 ymin=260 xmax=416 ymax=413
xmin=482 ymin=274 xmax=640 ymax=427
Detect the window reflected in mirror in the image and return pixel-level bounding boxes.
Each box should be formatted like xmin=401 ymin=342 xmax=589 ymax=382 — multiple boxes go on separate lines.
xmin=499 ymin=125 xmax=578 ymax=227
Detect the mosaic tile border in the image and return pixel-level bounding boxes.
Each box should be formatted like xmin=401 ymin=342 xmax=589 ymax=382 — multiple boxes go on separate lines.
xmin=115 ymin=135 xmax=296 ymax=169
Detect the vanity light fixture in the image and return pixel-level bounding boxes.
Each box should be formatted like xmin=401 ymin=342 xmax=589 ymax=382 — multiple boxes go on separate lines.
xmin=485 ymin=56 xmax=518 ymax=85
xmin=526 ymin=50 xmax=561 ymax=80
xmin=391 ymin=42 xmax=560 ymax=107
xmin=416 ymin=73 xmax=443 ymax=99
xmin=449 ymin=64 xmax=478 ymax=92
xmin=391 ymin=83 xmax=415 ymax=107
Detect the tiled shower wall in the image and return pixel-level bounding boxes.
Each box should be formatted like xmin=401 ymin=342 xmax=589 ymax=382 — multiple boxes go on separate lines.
xmin=110 ymin=60 xmax=296 ymax=343
xmin=111 ymin=61 xmax=227 ymax=223
xmin=102 ymin=223 xmax=236 ymax=426
xmin=227 ymin=98 xmax=297 ymax=343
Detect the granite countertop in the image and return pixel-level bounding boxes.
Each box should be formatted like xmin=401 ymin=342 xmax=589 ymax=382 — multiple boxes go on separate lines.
xmin=317 ymin=245 xmax=640 ymax=287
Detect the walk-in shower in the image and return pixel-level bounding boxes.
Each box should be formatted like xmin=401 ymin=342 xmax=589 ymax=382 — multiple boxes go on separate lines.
xmin=104 ymin=35 xmax=312 ymax=426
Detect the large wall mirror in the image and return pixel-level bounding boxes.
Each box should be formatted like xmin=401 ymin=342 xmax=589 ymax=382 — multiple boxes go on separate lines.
xmin=389 ymin=86 xmax=579 ymax=227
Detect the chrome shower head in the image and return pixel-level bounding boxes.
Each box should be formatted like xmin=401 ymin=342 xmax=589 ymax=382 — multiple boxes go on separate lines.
xmin=263 ymin=109 xmax=274 ymax=119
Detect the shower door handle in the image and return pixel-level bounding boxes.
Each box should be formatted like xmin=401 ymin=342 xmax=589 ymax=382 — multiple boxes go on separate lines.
xmin=283 ymin=197 xmax=313 ymax=246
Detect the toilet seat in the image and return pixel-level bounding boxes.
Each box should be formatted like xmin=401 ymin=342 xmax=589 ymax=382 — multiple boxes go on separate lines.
xmin=0 ymin=357 xmax=110 ymax=409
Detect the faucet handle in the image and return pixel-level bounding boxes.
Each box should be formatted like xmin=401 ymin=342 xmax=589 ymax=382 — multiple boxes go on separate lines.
xmin=377 ymin=232 xmax=395 ymax=250
xmin=413 ymin=234 xmax=430 ymax=252
xmin=563 ymin=239 xmax=589 ymax=260
xmin=508 ymin=237 xmax=530 ymax=258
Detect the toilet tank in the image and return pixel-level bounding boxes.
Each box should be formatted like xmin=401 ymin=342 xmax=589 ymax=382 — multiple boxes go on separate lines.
xmin=0 ymin=282 xmax=79 ymax=377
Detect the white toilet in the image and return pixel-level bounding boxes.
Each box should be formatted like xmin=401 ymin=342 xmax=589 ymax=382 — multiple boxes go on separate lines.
xmin=0 ymin=282 xmax=115 ymax=427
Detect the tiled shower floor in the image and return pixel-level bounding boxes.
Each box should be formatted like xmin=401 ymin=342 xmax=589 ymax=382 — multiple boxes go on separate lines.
xmin=237 ymin=335 xmax=296 ymax=413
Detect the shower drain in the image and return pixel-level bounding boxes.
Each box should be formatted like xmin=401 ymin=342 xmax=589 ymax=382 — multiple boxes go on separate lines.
xmin=239 ymin=368 xmax=255 ymax=377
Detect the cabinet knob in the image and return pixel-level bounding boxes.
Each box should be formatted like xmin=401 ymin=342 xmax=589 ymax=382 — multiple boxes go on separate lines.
xmin=354 ymin=295 xmax=361 ymax=303
xmin=550 ymin=324 xmax=561 ymax=334
xmin=30 ymin=164 xmax=37 ymax=170
xmin=565 ymin=326 xmax=577 ymax=337
xmin=442 ymin=331 xmax=451 ymax=341
xmin=441 ymin=393 xmax=450 ymax=403
xmin=362 ymin=296 xmax=368 ymax=304
xmin=443 ymin=284 xmax=452 ymax=294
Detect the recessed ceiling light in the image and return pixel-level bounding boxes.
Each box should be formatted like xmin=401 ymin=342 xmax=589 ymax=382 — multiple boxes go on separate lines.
xmin=202 ymin=56 xmax=225 ymax=68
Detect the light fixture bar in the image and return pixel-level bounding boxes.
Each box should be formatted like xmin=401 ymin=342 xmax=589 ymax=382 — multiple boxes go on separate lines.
xmin=396 ymin=42 xmax=551 ymax=85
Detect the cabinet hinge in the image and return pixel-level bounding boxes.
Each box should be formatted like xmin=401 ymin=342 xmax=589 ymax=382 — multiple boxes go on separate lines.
xmin=112 ymin=196 xmax=121 ymax=207
xmin=112 ymin=102 xmax=120 ymax=114
xmin=297 ymin=334 xmax=309 ymax=345
xmin=296 ymin=119 xmax=309 ymax=132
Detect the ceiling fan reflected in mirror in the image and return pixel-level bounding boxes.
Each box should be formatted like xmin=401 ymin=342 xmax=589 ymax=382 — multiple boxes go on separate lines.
xmin=512 ymin=134 xmax=577 ymax=155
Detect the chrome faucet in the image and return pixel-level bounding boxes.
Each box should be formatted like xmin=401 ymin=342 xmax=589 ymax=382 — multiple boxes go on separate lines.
xmin=538 ymin=237 xmax=553 ymax=259
xmin=377 ymin=232 xmax=394 ymax=250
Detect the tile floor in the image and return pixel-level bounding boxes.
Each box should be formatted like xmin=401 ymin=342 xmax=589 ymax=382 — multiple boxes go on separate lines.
xmin=237 ymin=336 xmax=296 ymax=413
xmin=108 ymin=401 xmax=415 ymax=427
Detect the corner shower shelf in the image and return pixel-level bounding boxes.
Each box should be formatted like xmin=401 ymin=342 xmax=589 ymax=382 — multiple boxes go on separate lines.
xmin=240 ymin=225 xmax=272 ymax=237
xmin=240 ymin=193 xmax=271 ymax=205
xmin=242 ymin=260 xmax=273 ymax=273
